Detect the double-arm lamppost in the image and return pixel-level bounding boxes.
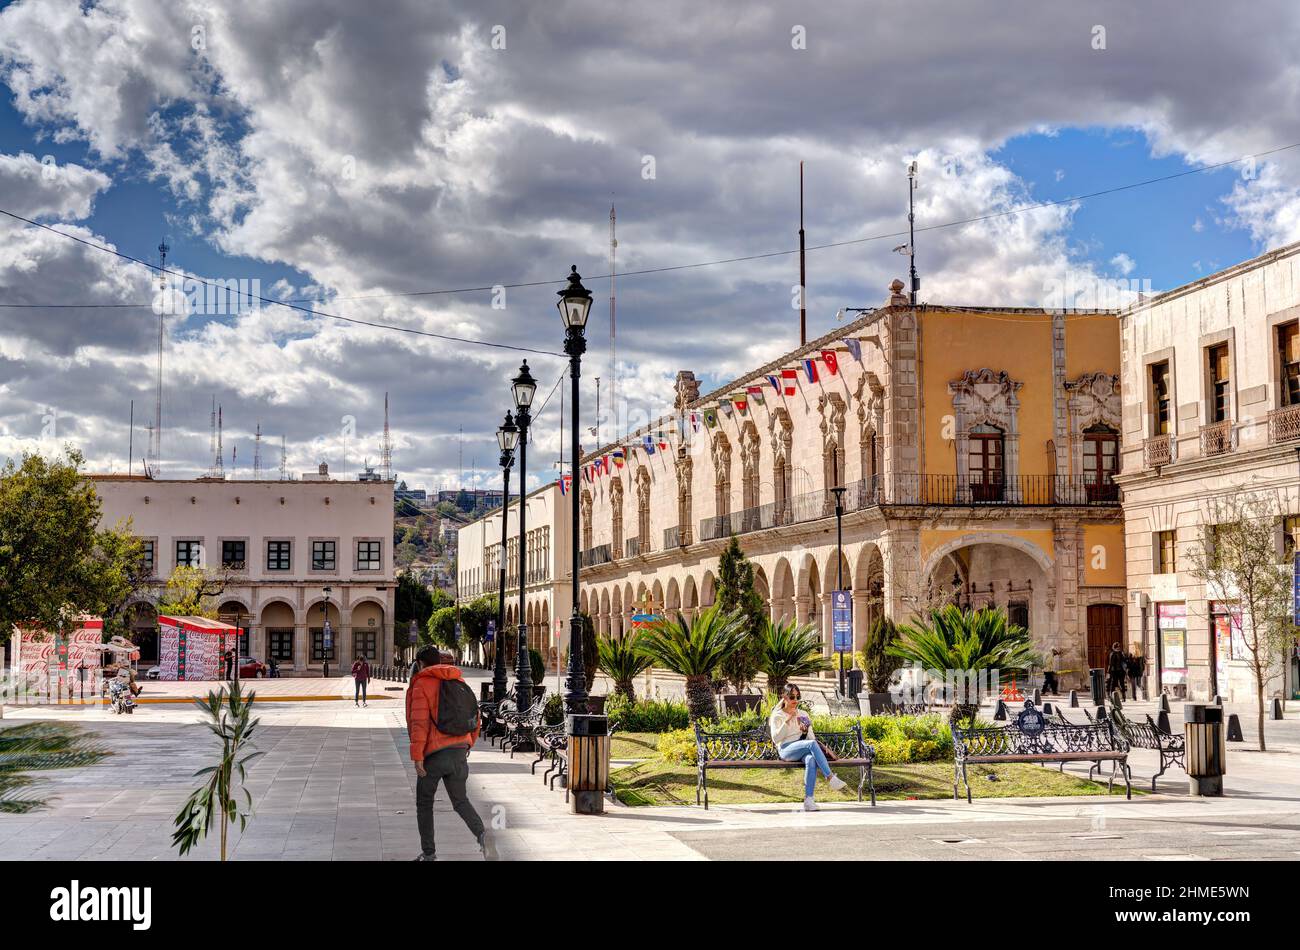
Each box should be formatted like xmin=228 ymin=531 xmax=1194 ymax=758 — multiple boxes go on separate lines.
xmin=493 ymin=412 xmax=518 ymax=704
xmin=557 ymin=266 xmax=594 ymax=715
xmin=830 ymin=486 xmax=847 ymax=695
xmin=511 ymin=362 xmax=538 ymax=704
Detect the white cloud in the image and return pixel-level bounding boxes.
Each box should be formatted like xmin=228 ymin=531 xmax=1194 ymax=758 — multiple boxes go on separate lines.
xmin=1110 ymin=252 xmax=1136 ymax=276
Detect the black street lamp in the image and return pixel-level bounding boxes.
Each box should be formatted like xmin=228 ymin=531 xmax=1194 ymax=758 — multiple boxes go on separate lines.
xmin=558 ymin=266 xmax=594 ymax=715
xmin=831 ymin=486 xmax=847 ymax=695
xmin=321 ymin=585 xmax=333 ymax=680
xmin=493 ymin=412 xmax=518 ymax=704
xmin=511 ymin=362 xmax=537 ymax=705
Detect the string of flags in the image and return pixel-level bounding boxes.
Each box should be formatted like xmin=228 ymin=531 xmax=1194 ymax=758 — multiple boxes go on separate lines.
xmin=574 ymin=334 xmax=866 ymax=477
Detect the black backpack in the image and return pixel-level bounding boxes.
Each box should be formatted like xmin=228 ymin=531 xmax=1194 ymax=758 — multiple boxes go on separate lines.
xmin=435 ymin=678 xmax=480 ymax=737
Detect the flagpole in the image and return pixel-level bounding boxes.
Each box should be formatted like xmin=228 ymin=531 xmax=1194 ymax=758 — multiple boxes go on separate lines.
xmin=799 ymin=161 xmax=807 ymax=347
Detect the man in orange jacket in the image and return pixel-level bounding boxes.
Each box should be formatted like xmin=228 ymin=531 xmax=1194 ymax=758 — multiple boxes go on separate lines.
xmin=406 ymin=646 xmax=496 ymax=861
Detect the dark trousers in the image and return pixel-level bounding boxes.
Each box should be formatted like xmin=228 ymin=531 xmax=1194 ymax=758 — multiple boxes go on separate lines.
xmin=416 ymin=747 xmax=484 ymax=858
xmin=355 ymin=680 xmax=367 ymax=702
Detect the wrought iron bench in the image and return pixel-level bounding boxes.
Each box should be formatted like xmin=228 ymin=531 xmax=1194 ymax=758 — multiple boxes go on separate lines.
xmin=952 ymin=703 xmax=1131 ymax=802
xmin=501 ymin=697 xmax=545 ymax=756
xmin=692 ymin=722 xmax=876 ymax=809
xmin=1107 ymin=711 xmax=1186 ymax=790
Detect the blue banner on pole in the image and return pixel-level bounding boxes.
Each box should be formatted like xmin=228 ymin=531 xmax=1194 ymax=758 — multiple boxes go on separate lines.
xmin=322 ymin=619 xmax=333 ymax=651
xmin=1293 ymin=554 xmax=1300 ymax=624
xmin=485 ymin=620 xmax=496 ymax=643
xmin=832 ymin=590 xmax=852 ymax=652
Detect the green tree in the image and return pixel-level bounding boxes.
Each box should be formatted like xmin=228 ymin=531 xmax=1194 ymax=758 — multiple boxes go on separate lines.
xmin=172 ymin=682 xmax=262 ymax=861
xmin=888 ymin=605 xmax=1040 ymax=726
xmin=595 ymin=629 xmax=653 ymax=701
xmin=715 ymin=536 xmax=766 ymax=692
xmin=638 ymin=604 xmax=747 ymax=723
xmin=756 ymin=618 xmax=830 ymax=696
xmin=1188 ymin=492 xmax=1298 ymax=752
xmin=0 ymin=449 xmax=146 ymax=654
xmin=0 ymin=722 xmax=110 ymax=813
xmin=155 ymin=565 xmax=230 ymax=618
xmin=395 ymin=571 xmax=439 ymax=649
xmin=860 ymin=616 xmax=903 ymax=693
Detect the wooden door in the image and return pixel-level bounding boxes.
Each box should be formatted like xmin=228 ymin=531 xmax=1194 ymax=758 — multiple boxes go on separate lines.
xmin=1086 ymin=604 xmax=1123 ymax=671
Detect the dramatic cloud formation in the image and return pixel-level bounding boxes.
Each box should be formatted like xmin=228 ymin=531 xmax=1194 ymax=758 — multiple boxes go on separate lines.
xmin=0 ymin=0 xmax=1298 ymax=489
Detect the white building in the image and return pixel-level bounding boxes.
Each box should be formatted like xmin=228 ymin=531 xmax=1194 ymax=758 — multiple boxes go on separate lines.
xmin=92 ymin=471 xmax=396 ymax=674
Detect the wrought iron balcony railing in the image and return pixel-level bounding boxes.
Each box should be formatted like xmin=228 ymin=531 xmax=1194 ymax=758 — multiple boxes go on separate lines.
xmin=1143 ymin=434 xmax=1175 ymax=468
xmin=1268 ymin=403 xmax=1300 ymax=444
xmin=580 ymin=544 xmax=612 ymax=568
xmin=625 ymin=536 xmax=642 ymax=558
xmin=1200 ymin=420 xmax=1234 ymax=457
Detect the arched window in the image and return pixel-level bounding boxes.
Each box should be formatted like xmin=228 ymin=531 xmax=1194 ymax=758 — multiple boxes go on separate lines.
xmin=741 ymin=425 xmax=760 ymax=510
xmin=610 ymin=478 xmax=624 ymax=557
xmin=580 ymin=491 xmax=593 ymax=553
xmin=712 ymin=434 xmax=731 ymax=518
xmin=636 ymin=468 xmax=651 ymax=555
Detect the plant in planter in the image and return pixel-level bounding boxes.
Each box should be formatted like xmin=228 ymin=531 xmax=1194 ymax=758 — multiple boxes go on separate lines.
xmin=637 ymin=604 xmax=747 ymax=724
xmin=596 ymin=629 xmax=653 ymax=702
xmin=755 ymin=617 xmax=829 ymax=696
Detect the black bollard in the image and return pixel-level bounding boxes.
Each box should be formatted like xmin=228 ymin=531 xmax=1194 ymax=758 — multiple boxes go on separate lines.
xmin=1226 ymin=713 xmax=1244 ymax=742
xmin=994 ymin=699 xmax=1008 ymax=721
xmin=1042 ymin=702 xmax=1054 ymax=715
xmin=1159 ymin=693 xmax=1170 ymax=713
xmin=1212 ymin=694 xmax=1223 ymax=706
xmin=1156 ymin=710 xmax=1172 ymax=734
xmin=1096 ymin=705 xmax=1108 ymax=722
xmin=1070 ymin=689 xmax=1079 ymax=708
xmin=1273 ymin=697 xmax=1285 ymax=721
xmin=1032 ymin=687 xmax=1041 ymax=704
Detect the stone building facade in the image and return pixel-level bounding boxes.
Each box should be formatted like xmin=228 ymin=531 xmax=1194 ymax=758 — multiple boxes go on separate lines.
xmin=1115 ymin=240 xmax=1300 ymax=702
xmin=562 ymin=282 xmax=1126 ymax=690
xmin=91 ymin=473 xmax=396 ymax=673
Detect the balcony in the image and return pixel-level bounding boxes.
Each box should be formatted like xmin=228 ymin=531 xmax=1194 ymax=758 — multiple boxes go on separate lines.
xmin=1143 ymin=434 xmax=1175 ymax=468
xmin=1268 ymin=404 xmax=1300 ymax=444
xmin=580 ymin=544 xmax=611 ymax=568
xmin=625 ymin=536 xmax=642 ymax=558
xmin=663 ymin=525 xmax=692 ymax=549
xmin=1200 ymin=420 xmax=1234 ymax=457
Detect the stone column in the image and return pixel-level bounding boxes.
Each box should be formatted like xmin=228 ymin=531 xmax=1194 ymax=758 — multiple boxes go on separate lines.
xmin=852 ymin=589 xmax=871 ymax=653
xmin=293 ymin=620 xmax=308 ymax=674
xmin=820 ymin=591 xmax=834 ymax=658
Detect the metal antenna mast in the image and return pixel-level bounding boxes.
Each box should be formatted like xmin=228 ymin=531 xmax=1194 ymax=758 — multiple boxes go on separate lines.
xmin=799 ymin=162 xmax=806 ymax=346
xmin=382 ymin=391 xmax=393 ymax=481
xmin=279 ymin=434 xmax=287 ymax=481
xmin=908 ymin=161 xmax=919 ymax=306
xmin=208 ymin=396 xmax=217 ymax=476
xmin=155 ymin=240 xmax=168 ymax=475
xmin=215 ymin=405 xmax=224 ymax=477
xmin=609 ymin=203 xmax=617 ymax=443
xmin=253 ymin=423 xmax=262 ymax=478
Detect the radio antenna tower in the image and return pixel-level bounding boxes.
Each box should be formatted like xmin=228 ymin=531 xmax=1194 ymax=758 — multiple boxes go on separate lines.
xmin=154 ymin=239 xmax=168 ymax=475
xmin=279 ymin=434 xmax=287 ymax=481
xmin=382 ymin=391 xmax=393 ymax=482
xmin=253 ymin=423 xmax=262 ymax=478
xmin=208 ymin=396 xmax=217 ymax=476
xmin=214 ymin=404 xmax=224 ymax=477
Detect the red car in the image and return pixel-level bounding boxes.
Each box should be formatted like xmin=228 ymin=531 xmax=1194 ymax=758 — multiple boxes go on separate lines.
xmin=238 ymin=657 xmax=267 ymax=678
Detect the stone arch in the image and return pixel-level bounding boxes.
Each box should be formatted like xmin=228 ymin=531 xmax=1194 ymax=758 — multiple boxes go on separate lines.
xmin=651 ymin=579 xmax=665 ymax=613
xmin=682 ymin=575 xmax=698 ymax=617
xmin=753 ymin=565 xmax=771 ymax=615
xmin=611 ymin=586 xmax=624 ymax=639
xmin=350 ymin=600 xmax=385 ymax=660
xmin=259 ymin=600 xmax=297 ymax=668
xmin=700 ymin=570 xmax=717 ymax=608
xmin=823 ymin=549 xmax=851 ymax=594
xmin=920 ymin=532 xmax=1054 ymax=585
xmin=771 ymin=557 xmax=795 ymax=622
xmin=599 ymin=588 xmax=611 ymax=636
xmin=666 ymin=577 xmax=681 ymax=612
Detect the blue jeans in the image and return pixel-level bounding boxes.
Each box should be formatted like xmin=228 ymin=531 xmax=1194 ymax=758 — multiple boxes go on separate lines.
xmin=778 ymin=739 xmax=832 ymax=797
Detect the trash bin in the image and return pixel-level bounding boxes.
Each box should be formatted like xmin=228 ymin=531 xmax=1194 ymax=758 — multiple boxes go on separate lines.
xmin=566 ymin=714 xmax=610 ymax=815
xmin=1089 ymin=668 xmax=1105 ymax=705
xmin=1184 ymin=704 xmax=1226 ymax=796
xmin=847 ymin=668 xmax=864 ymax=699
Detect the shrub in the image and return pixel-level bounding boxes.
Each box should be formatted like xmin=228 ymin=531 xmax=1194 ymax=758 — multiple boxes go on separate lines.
xmin=607 ymin=696 xmax=691 ymax=733
xmin=853 ymin=713 xmax=951 ymax=762
xmin=657 ymin=729 xmax=698 ymax=765
xmin=542 ymin=692 xmax=564 ymax=726
xmin=529 ymin=648 xmax=545 ymax=685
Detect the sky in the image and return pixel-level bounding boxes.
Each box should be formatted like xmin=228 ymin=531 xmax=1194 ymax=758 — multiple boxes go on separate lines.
xmin=0 ymin=0 xmax=1298 ymax=493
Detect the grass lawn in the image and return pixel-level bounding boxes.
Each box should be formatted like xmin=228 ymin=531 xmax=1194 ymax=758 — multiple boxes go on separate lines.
xmin=611 ymin=759 xmax=1138 ymax=806
xmin=609 ymin=732 xmax=660 ymax=761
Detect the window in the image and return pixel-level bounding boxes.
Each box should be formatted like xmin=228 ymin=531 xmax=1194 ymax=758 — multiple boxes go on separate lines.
xmin=310 ymin=628 xmax=336 ymax=661
xmin=968 ymin=425 xmax=1005 ymax=501
xmin=268 ymin=629 xmax=294 ymax=662
xmin=266 ymin=540 xmax=291 ymax=572
xmin=1155 ymin=530 xmax=1176 ymax=575
xmin=221 ymin=540 xmax=246 ymax=571
xmin=1082 ymin=425 xmax=1119 ymax=501
xmin=354 ymin=631 xmax=377 ymax=661
xmin=1280 ymin=323 xmax=1300 ymax=406
xmin=1150 ymin=361 xmax=1171 ymax=434
xmin=1283 ymin=515 xmax=1300 ymax=563
xmin=312 ymin=540 xmax=336 ymax=571
xmin=357 ymin=540 xmax=381 ymax=571
xmin=1008 ymin=602 xmax=1030 ymax=633
xmin=1208 ymin=343 xmax=1230 ymax=423
xmin=175 ymin=540 xmax=202 ymax=568
xmin=141 ymin=540 xmax=155 ymax=575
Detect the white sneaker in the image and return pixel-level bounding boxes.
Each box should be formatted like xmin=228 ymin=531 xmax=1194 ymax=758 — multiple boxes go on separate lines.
xmin=803 ymin=796 xmax=819 ymax=811
xmin=828 ymin=775 xmax=848 ymax=792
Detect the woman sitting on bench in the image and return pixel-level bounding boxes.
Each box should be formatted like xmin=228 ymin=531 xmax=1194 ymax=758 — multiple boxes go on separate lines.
xmin=769 ymin=684 xmax=848 ymax=811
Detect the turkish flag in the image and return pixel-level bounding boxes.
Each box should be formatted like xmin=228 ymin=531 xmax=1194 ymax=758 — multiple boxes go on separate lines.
xmin=821 ymin=349 xmax=839 ymax=376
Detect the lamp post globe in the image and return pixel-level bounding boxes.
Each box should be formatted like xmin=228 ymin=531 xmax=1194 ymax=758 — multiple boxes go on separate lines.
xmin=511 ymin=363 xmax=535 ymax=707
xmin=559 ymin=266 xmax=592 ymax=714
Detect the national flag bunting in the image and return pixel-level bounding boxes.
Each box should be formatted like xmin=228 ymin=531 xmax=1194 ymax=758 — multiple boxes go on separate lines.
xmin=643 ymin=435 xmax=656 ymax=455
xmin=781 ymin=368 xmax=798 ymax=395
xmin=821 ymin=349 xmax=839 ymax=376
xmin=746 ymin=384 xmax=766 ymax=406
xmin=802 ymin=358 xmax=819 ymax=384
xmin=559 ymin=473 xmax=572 ymax=495
xmin=720 ymin=401 xmax=733 ymax=417
xmin=703 ymin=408 xmax=719 ymax=428
xmin=657 ymin=432 xmax=668 ymax=451
xmin=612 ymin=448 xmax=625 ymax=468
xmin=766 ymin=374 xmax=781 ymax=393
xmin=844 ymin=337 xmax=863 ymax=362
xmin=731 ymin=394 xmax=748 ymax=415
xmin=690 ymin=411 xmax=701 ymax=432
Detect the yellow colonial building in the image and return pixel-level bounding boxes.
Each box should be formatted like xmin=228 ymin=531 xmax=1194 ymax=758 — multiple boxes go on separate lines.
xmin=566 ymin=280 xmax=1127 ymax=690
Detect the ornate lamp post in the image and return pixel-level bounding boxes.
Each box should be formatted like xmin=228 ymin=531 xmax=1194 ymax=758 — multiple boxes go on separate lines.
xmin=558 ymin=266 xmax=594 ymax=714
xmin=321 ymin=585 xmax=333 ymax=680
xmin=493 ymin=412 xmax=518 ymax=704
xmin=511 ymin=362 xmax=537 ymax=705
xmin=830 ymin=486 xmax=846 ymax=695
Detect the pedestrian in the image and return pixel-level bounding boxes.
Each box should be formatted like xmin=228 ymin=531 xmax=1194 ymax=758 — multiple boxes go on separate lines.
xmin=223 ymin=648 xmax=234 ymax=680
xmin=1126 ymin=643 xmax=1146 ymax=701
xmin=268 ymin=656 xmax=279 ymax=678
xmin=351 ymin=654 xmax=370 ymax=706
xmin=407 ymin=656 xmax=420 ymax=683
xmin=1106 ymin=642 xmax=1127 ymax=696
xmin=406 ymin=646 xmax=496 ymax=861
xmin=768 ymin=684 xmax=848 ymax=812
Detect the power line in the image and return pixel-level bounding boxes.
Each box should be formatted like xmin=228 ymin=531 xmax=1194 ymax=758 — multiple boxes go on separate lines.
xmin=2 ymin=139 xmax=1297 ymax=313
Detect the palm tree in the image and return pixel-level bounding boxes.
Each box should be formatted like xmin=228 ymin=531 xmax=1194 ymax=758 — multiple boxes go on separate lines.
xmin=887 ymin=605 xmax=1041 ymax=726
xmin=638 ymin=604 xmax=748 ymax=722
xmin=0 ymin=722 xmax=110 ymax=813
xmin=172 ymin=681 xmax=262 ymax=861
xmin=756 ymin=618 xmax=830 ymax=696
xmin=595 ymin=629 xmax=654 ymax=702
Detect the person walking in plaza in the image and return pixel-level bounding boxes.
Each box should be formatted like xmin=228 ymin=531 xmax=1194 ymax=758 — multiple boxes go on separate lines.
xmin=223 ymin=648 xmax=234 ymax=680
xmin=406 ymin=646 xmax=496 ymax=861
xmin=1125 ymin=644 xmax=1146 ymax=701
xmin=768 ymin=684 xmax=847 ymax=811
xmin=351 ymin=654 xmax=371 ymax=706
xmin=1106 ymin=642 xmax=1127 ymax=696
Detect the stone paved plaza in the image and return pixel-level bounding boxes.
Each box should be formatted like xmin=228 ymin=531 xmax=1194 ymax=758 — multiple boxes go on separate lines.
xmin=2 ymin=668 xmax=1298 ymax=861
